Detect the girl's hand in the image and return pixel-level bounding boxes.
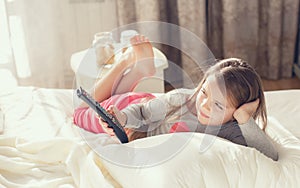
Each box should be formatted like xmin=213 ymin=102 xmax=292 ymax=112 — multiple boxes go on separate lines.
xmin=233 ymin=99 xmax=259 ymax=125
xmin=98 ymin=117 xmax=115 ymax=136
xmin=98 ymin=105 xmax=127 ymax=136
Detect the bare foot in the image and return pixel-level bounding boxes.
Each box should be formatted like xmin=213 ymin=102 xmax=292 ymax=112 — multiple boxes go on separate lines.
xmin=130 ymin=35 xmax=153 ymax=60
xmin=129 ymin=35 xmax=155 ymax=76
xmin=112 ymin=35 xmax=156 ymax=94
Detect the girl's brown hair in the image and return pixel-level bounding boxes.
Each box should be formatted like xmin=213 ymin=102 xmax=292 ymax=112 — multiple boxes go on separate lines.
xmin=189 ymin=58 xmax=267 ymax=130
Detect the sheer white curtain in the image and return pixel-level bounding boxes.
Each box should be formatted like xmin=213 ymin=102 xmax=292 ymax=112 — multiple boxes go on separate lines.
xmin=0 ymin=0 xmax=118 ymax=89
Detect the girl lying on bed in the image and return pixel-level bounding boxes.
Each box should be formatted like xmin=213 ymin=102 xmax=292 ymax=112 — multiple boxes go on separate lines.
xmin=73 ymin=34 xmax=278 ymax=161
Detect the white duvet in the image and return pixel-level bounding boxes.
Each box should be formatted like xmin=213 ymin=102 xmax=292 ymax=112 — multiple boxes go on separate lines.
xmin=0 ymin=87 xmax=299 ymax=188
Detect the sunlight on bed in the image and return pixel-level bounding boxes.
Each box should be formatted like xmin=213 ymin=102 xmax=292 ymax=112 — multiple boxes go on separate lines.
xmin=0 ymin=87 xmax=300 ymax=187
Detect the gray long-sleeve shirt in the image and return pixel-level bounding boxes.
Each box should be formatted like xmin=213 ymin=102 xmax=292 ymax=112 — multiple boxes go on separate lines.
xmin=121 ymin=89 xmax=278 ymax=161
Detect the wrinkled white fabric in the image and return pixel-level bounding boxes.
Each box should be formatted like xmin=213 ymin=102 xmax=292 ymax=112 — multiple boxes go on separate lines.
xmin=0 ymin=87 xmax=119 ymax=188
xmin=0 ymin=87 xmax=299 ymax=188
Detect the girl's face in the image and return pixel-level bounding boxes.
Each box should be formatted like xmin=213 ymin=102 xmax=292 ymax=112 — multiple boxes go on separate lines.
xmin=195 ymin=75 xmax=236 ymax=126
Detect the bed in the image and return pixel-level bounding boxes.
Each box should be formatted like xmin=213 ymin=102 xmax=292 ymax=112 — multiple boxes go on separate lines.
xmin=0 ymin=86 xmax=300 ymax=188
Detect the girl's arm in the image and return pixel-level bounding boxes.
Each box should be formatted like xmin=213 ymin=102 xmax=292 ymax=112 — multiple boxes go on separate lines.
xmin=239 ymin=118 xmax=278 ymax=161
xmin=234 ymin=100 xmax=278 ymax=161
xmin=120 ymin=89 xmax=190 ymax=129
xmin=102 ymin=89 xmax=191 ymax=136
xmin=97 ymin=97 xmax=168 ymax=136
xmin=121 ymin=97 xmax=168 ymax=129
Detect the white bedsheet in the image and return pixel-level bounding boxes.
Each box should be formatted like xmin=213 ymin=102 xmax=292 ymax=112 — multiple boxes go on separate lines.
xmin=0 ymin=87 xmax=120 ymax=187
xmin=264 ymin=90 xmax=300 ymax=139
xmin=0 ymin=87 xmax=299 ymax=188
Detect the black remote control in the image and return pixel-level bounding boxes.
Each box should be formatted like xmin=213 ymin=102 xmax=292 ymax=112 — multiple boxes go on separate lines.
xmin=76 ymin=87 xmax=128 ymax=143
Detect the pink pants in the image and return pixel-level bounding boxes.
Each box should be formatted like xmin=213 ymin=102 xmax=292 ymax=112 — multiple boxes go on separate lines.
xmin=73 ymin=92 xmax=155 ymax=133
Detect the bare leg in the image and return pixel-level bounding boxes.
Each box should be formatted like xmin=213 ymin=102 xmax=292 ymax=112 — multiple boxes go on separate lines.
xmin=79 ymin=35 xmax=155 ymax=107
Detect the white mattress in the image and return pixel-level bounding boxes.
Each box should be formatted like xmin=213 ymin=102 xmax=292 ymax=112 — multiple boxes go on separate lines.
xmin=0 ymin=87 xmax=299 ymax=188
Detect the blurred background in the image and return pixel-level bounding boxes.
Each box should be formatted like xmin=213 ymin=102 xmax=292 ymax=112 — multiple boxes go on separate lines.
xmin=1 ymin=0 xmax=300 ymax=91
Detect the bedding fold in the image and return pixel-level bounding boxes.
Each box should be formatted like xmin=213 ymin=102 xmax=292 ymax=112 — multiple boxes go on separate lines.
xmin=1 ymin=87 xmax=300 ymax=188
